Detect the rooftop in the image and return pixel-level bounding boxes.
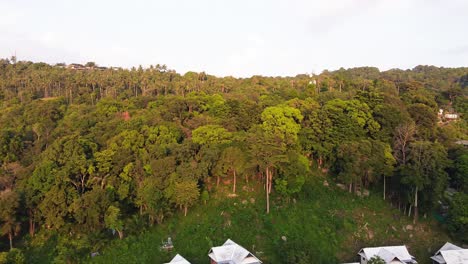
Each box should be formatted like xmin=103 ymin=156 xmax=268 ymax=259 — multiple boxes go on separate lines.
xmin=165 ymin=254 xmax=191 ymax=264
xmin=208 ymin=239 xmax=261 ymax=264
xmin=358 ymin=245 xmax=417 ymax=263
xmin=431 ymin=242 xmax=468 ymax=264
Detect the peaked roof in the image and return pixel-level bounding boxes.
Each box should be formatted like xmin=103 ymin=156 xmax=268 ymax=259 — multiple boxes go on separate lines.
xmin=165 ymin=254 xmax=191 ymax=264
xmin=435 ymin=242 xmax=462 ymax=256
xmin=208 ymin=239 xmax=262 ymax=264
xmin=378 ymin=248 xmax=403 ymax=263
xmin=431 ymin=242 xmax=468 ymax=264
xmin=358 ymin=245 xmax=416 ymax=263
xmin=440 ymin=250 xmax=468 ymax=264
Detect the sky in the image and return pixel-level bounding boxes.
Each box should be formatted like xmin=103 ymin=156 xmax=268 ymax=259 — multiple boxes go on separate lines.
xmin=1 ymin=0 xmax=467 ymax=77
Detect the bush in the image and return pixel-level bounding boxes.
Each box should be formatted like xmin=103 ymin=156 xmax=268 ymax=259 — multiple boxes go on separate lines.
xmin=0 ymin=252 xmax=7 ymax=264
xmin=0 ymin=249 xmax=25 ymax=264
xmin=447 ymin=193 xmax=468 ymax=243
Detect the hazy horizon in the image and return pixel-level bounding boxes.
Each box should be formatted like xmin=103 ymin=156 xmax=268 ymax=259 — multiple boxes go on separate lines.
xmin=1 ymin=0 xmax=467 ymax=77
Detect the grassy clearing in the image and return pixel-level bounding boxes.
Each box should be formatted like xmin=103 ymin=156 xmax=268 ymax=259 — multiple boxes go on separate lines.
xmin=89 ymin=176 xmax=450 ymax=264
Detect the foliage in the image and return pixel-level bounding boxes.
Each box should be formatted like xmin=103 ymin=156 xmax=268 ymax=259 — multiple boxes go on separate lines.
xmin=447 ymin=193 xmax=468 ymax=243
xmin=0 ymin=249 xmax=25 ymax=264
xmin=368 ymin=255 xmax=385 ymax=264
xmin=0 ymin=59 xmax=466 ymax=262
xmin=168 ymin=180 xmax=200 ymax=216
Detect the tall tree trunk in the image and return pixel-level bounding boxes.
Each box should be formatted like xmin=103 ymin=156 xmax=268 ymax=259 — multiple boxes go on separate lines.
xmin=29 ymin=216 xmax=35 ymax=237
xmin=184 ymin=205 xmax=188 ymax=216
xmin=383 ymin=175 xmax=386 ymax=200
xmin=117 ymin=230 xmax=124 ymax=239
xmin=233 ymin=170 xmax=236 ymax=193
xmin=267 ymin=170 xmax=272 ymax=194
xmin=413 ymin=186 xmax=419 ymax=224
xmin=9 ymin=232 xmax=13 ymax=249
xmin=266 ymin=167 xmax=270 ymax=214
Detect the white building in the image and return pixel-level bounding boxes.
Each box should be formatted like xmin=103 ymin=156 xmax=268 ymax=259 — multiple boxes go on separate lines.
xmin=208 ymin=239 xmax=261 ymax=264
xmin=430 ymin=242 xmax=468 ymax=264
xmin=358 ymin=245 xmax=417 ymax=264
xmin=165 ymin=254 xmax=191 ymax=264
xmin=444 ymin=113 xmax=459 ymax=120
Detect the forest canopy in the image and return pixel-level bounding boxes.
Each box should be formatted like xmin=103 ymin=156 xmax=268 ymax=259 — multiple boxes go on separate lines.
xmin=0 ymin=59 xmax=467 ymax=262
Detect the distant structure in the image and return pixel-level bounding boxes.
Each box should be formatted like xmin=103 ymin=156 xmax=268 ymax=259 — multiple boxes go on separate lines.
xmin=431 ymin=242 xmax=468 ymax=264
xmin=455 ymin=140 xmax=468 ymax=148
xmin=67 ymin=63 xmax=86 ymax=70
xmin=208 ymin=239 xmax=262 ymax=264
xmin=438 ymin=109 xmax=459 ymax=123
xmin=444 ymin=113 xmax=459 ymax=120
xmin=165 ymin=254 xmax=191 ymax=264
xmin=357 ymin=245 xmax=417 ymax=264
xmin=65 ymin=63 xmax=107 ymax=70
xmin=161 ymin=237 xmax=174 ymax=251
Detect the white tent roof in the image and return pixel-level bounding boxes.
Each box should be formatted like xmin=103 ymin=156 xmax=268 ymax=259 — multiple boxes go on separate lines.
xmin=434 ymin=242 xmax=462 ymax=256
xmin=440 ymin=250 xmax=468 ymax=264
xmin=165 ymin=254 xmax=191 ymax=264
xmin=359 ymin=246 xmax=416 ymax=263
xmin=431 ymin=242 xmax=468 ymax=264
xmin=208 ymin=239 xmax=262 ymax=264
xmin=378 ymin=248 xmax=403 ymax=263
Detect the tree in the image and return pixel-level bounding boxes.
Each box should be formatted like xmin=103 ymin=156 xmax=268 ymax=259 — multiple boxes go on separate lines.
xmin=70 ymin=188 xmax=110 ymax=232
xmin=408 ymin=103 xmax=437 ymax=139
xmin=335 ymin=140 xmax=370 ymax=193
xmin=85 ymin=62 xmax=97 ymax=68
xmin=39 ymin=183 xmax=77 ymax=230
xmin=192 ymin=125 xmax=232 ymax=145
xmin=447 ymin=193 xmax=468 ymax=243
xmin=105 ymin=205 xmax=124 ymax=239
xmin=452 ymin=153 xmax=468 ymax=192
xmin=249 ymin=105 xmax=303 ymax=213
xmin=217 ymin=146 xmax=246 ymax=193
xmin=169 ymin=180 xmax=200 ymax=216
xmin=260 ymin=105 xmax=303 ymax=145
xmin=322 ymin=99 xmax=380 ymax=144
xmin=368 ymin=255 xmax=385 ymax=264
xmin=335 ymin=140 xmax=395 ymax=195
xmin=377 ymin=143 xmax=396 ymax=200
xmin=393 ymin=122 xmax=416 ymax=165
xmin=0 ymin=190 xmax=20 ymax=249
xmin=44 ymin=135 xmax=97 ymax=194
xmin=136 ymin=177 xmax=169 ymax=225
xmin=400 ymin=141 xmax=450 ymax=223
xmin=275 ymin=152 xmax=309 ymax=199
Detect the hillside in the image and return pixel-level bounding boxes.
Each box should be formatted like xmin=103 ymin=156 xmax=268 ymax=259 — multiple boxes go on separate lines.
xmin=0 ymin=61 xmax=467 ymax=263
xmin=81 ymin=176 xmax=450 ymax=264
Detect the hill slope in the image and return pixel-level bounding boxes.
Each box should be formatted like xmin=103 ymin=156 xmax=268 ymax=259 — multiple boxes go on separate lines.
xmin=88 ymin=177 xmax=450 ymax=264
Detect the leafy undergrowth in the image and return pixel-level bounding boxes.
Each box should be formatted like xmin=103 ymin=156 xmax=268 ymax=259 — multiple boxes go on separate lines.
xmin=88 ymin=177 xmax=450 ymax=264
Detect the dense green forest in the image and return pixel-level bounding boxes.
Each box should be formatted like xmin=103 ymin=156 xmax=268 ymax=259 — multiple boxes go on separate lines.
xmin=0 ymin=58 xmax=467 ymax=263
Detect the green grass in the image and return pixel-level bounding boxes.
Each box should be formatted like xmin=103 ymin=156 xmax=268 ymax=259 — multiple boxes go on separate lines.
xmin=87 ymin=176 xmax=450 ymax=264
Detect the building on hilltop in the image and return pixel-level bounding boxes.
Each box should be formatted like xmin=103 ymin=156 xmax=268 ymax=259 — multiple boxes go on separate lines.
xmin=208 ymin=239 xmax=261 ymax=264
xmin=67 ymin=63 xmax=86 ymax=70
xmin=358 ymin=245 xmax=417 ymax=264
xmin=438 ymin=108 xmax=460 ymax=123
xmin=430 ymin=242 xmax=468 ymax=264
xmin=164 ymin=254 xmax=191 ymax=264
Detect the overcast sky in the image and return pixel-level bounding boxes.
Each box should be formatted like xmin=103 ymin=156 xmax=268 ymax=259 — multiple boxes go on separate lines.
xmin=1 ymin=0 xmax=467 ymax=77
